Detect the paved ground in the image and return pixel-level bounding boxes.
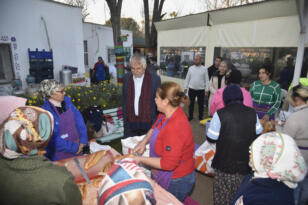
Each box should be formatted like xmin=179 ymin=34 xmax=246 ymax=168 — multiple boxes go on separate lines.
xmin=184 ymin=104 xmax=214 ymax=205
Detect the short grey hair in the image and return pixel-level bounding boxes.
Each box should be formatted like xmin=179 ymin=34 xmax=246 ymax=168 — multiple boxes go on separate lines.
xmin=130 ymin=54 xmax=146 ymax=68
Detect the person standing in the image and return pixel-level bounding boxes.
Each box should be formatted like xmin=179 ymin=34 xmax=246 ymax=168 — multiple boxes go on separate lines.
xmin=250 ymin=66 xmax=281 ymax=121
xmin=208 ymin=57 xmax=223 ymax=80
xmin=208 ymin=61 xmax=228 ymax=116
xmin=279 ymin=56 xmax=295 ymax=90
xmin=282 ymin=85 xmax=308 ymax=205
xmin=92 ymin=56 xmax=110 ymax=83
xmin=133 ymin=82 xmax=195 ymax=202
xmin=184 ymin=55 xmax=209 ymax=121
xmin=123 ymin=54 xmax=161 ymax=138
xmin=207 ymin=85 xmax=263 ymax=205
xmin=39 ymin=80 xmax=88 ymax=161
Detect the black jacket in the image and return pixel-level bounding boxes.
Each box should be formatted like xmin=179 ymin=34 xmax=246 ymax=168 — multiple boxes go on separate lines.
xmin=212 ymin=103 xmax=257 ymax=174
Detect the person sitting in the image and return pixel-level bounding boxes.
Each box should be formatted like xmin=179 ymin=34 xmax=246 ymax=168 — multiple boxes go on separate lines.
xmin=0 ymin=106 xmax=82 ymax=205
xmin=39 ymin=79 xmax=88 ymax=161
xmin=133 ymin=82 xmax=195 ymax=202
xmin=231 ymin=132 xmax=307 ymax=205
xmin=210 ymin=68 xmax=253 ymax=116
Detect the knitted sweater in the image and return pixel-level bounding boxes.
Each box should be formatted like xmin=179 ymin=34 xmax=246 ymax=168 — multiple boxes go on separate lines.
xmin=249 ymin=80 xmax=281 ymax=116
xmin=0 ymin=155 xmax=82 ymax=205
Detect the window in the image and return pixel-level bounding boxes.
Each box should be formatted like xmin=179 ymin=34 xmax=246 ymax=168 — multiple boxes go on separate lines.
xmin=83 ymin=40 xmax=88 ymax=66
xmin=215 ymin=47 xmax=299 ymax=86
xmin=0 ymin=43 xmax=14 ymax=83
xmin=159 ymin=47 xmax=206 ymax=79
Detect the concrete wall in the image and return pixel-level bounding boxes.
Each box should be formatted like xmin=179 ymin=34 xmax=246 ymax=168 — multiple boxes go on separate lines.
xmin=0 ymin=0 xmax=84 ymax=88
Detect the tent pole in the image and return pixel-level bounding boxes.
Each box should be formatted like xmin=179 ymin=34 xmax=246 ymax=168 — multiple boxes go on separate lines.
xmin=293 ymin=0 xmax=307 ymax=87
xmin=293 ymin=33 xmax=306 ymax=86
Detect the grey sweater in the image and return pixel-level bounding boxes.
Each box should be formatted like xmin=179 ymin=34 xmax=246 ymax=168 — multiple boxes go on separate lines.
xmin=283 ymin=104 xmax=308 ymax=165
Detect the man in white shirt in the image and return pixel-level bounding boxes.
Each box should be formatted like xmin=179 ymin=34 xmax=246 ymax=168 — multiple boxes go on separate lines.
xmin=184 ymin=55 xmax=209 ymax=121
xmin=122 ymin=54 xmax=161 ymax=138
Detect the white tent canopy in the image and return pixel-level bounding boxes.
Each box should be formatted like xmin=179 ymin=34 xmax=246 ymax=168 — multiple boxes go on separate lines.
xmin=155 ymin=0 xmax=307 ymax=84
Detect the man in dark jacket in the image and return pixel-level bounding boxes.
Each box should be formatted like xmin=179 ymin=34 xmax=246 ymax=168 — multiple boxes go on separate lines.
xmin=208 ymin=57 xmax=223 ymax=80
xmin=122 ymin=54 xmax=161 ymax=138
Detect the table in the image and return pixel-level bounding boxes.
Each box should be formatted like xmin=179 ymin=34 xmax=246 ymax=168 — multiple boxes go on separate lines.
xmin=54 ymin=148 xmax=182 ymax=205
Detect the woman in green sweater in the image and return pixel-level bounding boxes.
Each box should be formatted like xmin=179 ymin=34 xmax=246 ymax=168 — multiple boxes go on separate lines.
xmin=0 ymin=106 xmax=82 ymax=205
xmin=250 ymin=66 xmax=282 ymax=121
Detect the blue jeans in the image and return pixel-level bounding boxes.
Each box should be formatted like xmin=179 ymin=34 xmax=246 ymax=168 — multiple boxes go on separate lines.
xmin=294 ymin=175 xmax=308 ymax=205
xmin=167 ymin=171 xmax=196 ymax=202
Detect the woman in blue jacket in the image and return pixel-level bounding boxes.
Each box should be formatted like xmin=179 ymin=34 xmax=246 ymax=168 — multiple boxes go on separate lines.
xmin=39 ymin=79 xmax=88 ymax=161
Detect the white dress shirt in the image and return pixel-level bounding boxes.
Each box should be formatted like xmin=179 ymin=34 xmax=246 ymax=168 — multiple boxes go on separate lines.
xmin=133 ymin=74 xmax=144 ymax=116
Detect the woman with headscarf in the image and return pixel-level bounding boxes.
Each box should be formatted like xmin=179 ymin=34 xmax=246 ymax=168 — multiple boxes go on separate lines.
xmin=133 ymin=82 xmax=195 ymax=202
xmin=283 ymin=85 xmax=308 ymax=205
xmin=207 ymin=85 xmax=263 ymax=205
xmin=231 ymin=132 xmax=307 ymax=205
xmin=39 ymin=79 xmax=88 ymax=161
xmin=208 ymin=61 xmax=228 ymax=116
xmin=249 ymin=66 xmax=282 ymax=121
xmin=0 ymin=106 xmax=82 ymax=205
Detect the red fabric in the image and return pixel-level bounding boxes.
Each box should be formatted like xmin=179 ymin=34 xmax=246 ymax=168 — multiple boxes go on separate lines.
xmin=153 ymin=107 xmax=195 ymax=179
xmin=93 ymin=62 xmax=103 ymax=70
xmin=126 ymin=70 xmax=152 ymax=123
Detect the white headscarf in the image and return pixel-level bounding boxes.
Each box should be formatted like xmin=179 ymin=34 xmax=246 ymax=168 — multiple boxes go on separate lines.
xmin=250 ymin=132 xmax=307 ymax=189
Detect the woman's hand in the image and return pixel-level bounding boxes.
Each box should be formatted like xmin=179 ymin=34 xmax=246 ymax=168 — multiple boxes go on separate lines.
xmin=133 ymin=141 xmax=146 ymax=156
xmin=76 ymin=144 xmax=85 ymax=154
xmin=262 ymin=115 xmax=270 ymax=121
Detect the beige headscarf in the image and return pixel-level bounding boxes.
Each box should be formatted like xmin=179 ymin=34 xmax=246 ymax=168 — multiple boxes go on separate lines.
xmin=0 ymin=106 xmax=54 ymax=159
xmin=250 ymin=132 xmax=307 ymax=188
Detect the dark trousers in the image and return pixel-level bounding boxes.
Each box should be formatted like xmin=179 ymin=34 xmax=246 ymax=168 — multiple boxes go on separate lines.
xmin=188 ymin=88 xmax=204 ymax=120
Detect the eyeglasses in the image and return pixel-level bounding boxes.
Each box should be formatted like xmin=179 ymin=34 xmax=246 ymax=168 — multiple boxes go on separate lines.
xmin=56 ymin=90 xmax=65 ymax=94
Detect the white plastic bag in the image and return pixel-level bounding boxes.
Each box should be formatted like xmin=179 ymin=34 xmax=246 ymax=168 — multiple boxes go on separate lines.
xmin=121 ymin=135 xmax=150 ymax=157
xmin=194 ymin=140 xmax=216 ymax=176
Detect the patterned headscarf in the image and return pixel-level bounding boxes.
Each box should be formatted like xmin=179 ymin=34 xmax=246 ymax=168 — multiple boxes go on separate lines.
xmin=250 ymin=132 xmax=307 ymax=188
xmin=39 ymin=79 xmax=63 ymax=98
xmin=98 ymin=158 xmax=156 ymax=205
xmin=0 ymin=106 xmax=54 ymax=159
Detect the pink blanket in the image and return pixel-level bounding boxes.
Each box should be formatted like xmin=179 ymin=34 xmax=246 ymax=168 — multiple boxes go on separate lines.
xmin=0 ymin=96 xmax=27 ymax=124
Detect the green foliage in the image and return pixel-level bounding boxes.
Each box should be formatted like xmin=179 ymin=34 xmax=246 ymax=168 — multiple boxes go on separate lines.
xmin=26 ymin=82 xmax=122 ymax=112
xmin=105 ymin=17 xmax=143 ymax=37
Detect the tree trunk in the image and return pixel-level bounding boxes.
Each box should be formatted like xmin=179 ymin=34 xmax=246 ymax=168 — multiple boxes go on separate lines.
xmin=143 ymin=0 xmax=151 ymax=47
xmin=105 ymin=0 xmax=124 ymax=84
xmin=146 ymin=0 xmax=165 ymax=48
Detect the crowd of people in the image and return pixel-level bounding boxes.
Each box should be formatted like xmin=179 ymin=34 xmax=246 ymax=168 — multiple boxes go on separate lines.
xmin=0 ymin=52 xmax=308 ymax=205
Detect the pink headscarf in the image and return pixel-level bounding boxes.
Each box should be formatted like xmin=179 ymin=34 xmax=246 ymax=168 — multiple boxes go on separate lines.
xmin=0 ymin=96 xmax=27 ymax=124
